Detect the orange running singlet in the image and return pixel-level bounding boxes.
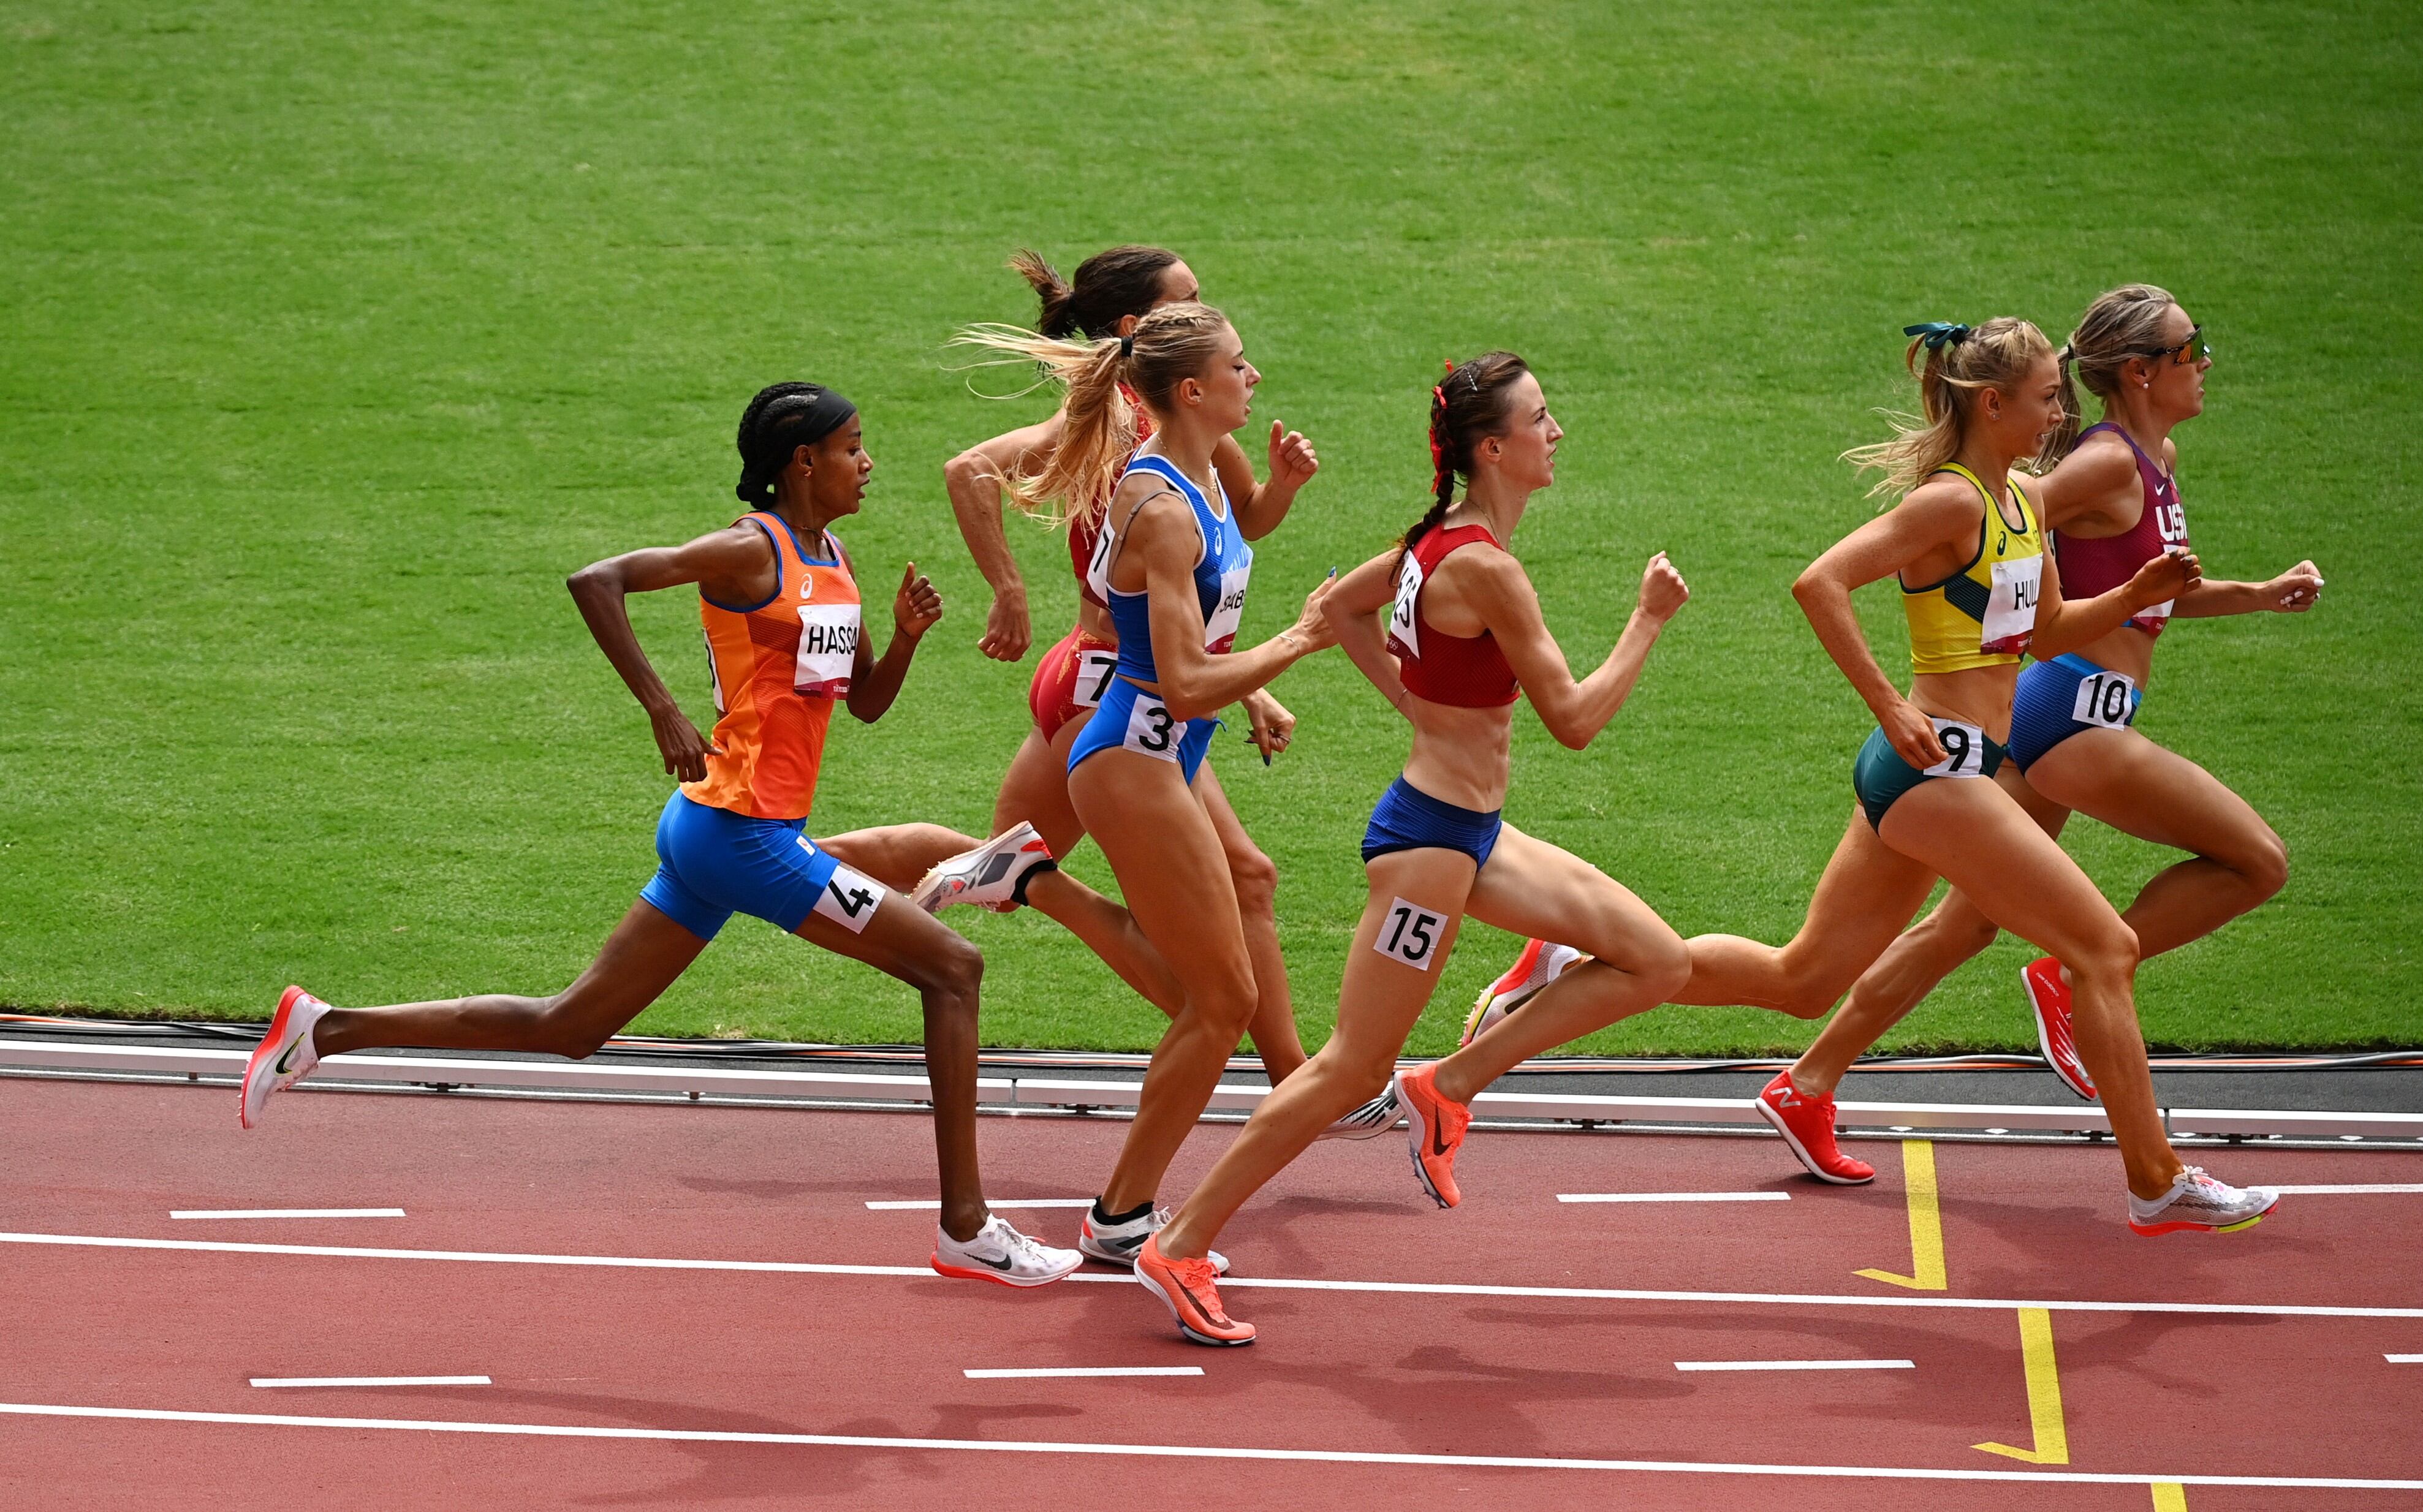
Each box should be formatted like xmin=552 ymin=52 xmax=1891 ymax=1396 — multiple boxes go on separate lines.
xmin=681 ymin=512 xmax=862 ymax=821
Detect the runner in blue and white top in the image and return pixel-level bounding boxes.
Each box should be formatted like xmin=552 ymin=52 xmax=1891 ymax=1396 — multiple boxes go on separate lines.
xmin=952 ymin=302 xmax=1337 ymax=1325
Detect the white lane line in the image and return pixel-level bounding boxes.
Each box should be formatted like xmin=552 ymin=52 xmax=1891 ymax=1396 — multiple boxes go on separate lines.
xmin=6 ymin=1231 xmax=2419 ymax=1319
xmin=865 ymin=1200 xmax=1093 ymax=1211
xmin=2389 ymin=1355 xmax=2423 ymax=1364
xmin=172 ymin=1209 xmax=406 ymax=1220
xmin=0 ymin=1402 xmax=2415 ymax=1491
xmin=963 ymin=1367 xmax=1202 ymax=1379
xmin=250 ymin=1377 xmax=488 ymax=1389
xmin=1675 ymin=1359 xmax=1913 ymax=1372
xmin=1558 ymin=1192 xmax=1790 ymax=1204
xmin=2266 ymin=1184 xmax=2423 ymax=1195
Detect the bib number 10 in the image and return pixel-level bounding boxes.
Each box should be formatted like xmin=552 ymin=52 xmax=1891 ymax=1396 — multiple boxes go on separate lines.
xmin=1374 ymin=897 xmax=1449 ymax=971
xmin=2071 ymin=669 xmax=2138 ymax=730
xmin=1922 ymin=719 xmax=1989 ymax=778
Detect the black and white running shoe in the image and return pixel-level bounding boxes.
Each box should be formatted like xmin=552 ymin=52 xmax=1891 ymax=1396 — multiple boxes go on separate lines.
xmin=1314 ymin=1087 xmax=1404 ymax=1141
xmin=912 ymin=822 xmax=1058 ymax=913
xmin=1078 ymin=1203 xmax=1229 ymax=1275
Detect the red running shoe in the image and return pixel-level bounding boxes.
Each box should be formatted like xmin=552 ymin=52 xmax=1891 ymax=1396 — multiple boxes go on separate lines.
xmin=1135 ymin=1233 xmax=1254 ymax=1345
xmin=1754 ymin=1070 xmax=1873 ymax=1184
xmin=1394 ymin=1064 xmax=1472 ymax=1208
xmin=2022 ymin=957 xmax=2097 ymax=1102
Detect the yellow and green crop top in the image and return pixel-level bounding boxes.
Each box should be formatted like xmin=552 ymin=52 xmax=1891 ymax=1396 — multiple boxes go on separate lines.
xmin=1900 ymin=463 xmax=2042 ymax=675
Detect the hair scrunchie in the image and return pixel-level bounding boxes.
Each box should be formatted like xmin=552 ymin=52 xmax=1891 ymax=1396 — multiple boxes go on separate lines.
xmin=1117 ymin=333 xmax=1134 ymax=360
xmin=1903 ymin=321 xmax=1972 ymax=350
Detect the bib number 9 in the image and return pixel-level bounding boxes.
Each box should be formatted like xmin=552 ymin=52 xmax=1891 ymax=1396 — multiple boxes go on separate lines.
xmin=2071 ymin=669 xmax=2138 ymax=730
xmin=1374 ymin=897 xmax=1449 ymax=971
xmin=1922 ymin=719 xmax=1989 ymax=778
xmin=1123 ymin=691 xmax=1180 ymax=760
xmin=1072 ymin=649 xmax=1120 ymax=710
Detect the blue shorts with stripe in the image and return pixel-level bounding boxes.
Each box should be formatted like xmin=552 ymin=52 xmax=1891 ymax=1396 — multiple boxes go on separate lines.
xmin=639 ymin=790 xmax=840 ymax=942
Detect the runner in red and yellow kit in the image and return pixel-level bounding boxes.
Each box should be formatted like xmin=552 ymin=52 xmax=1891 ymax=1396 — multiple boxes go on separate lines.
xmin=241 ymin=382 xmax=1081 ymax=1286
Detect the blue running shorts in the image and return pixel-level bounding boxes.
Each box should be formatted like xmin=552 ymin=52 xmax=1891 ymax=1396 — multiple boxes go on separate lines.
xmin=640 ymin=790 xmax=844 ymax=942
xmin=2008 ymin=654 xmax=2142 ymax=772
xmin=1360 ymin=776 xmax=1504 ymax=869
xmin=1066 ymin=675 xmax=1220 ymax=785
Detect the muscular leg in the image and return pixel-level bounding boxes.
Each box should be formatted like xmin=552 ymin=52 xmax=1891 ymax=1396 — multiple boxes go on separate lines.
xmin=1670 ymin=811 xmax=1941 ymax=1018
xmin=1880 ymin=778 xmax=2180 ymax=1198
xmin=313 ymin=899 xmax=709 ymax=1060
xmin=792 ymin=888 xmax=995 ymax=1242
xmin=2027 ymin=727 xmax=2289 ymax=959
xmin=1196 ymin=760 xmax=1307 ymax=1081
xmin=1793 ymin=768 xmax=2071 ymax=1095
xmin=1072 ymin=749 xmax=1261 ymax=1214
xmin=1433 ymin=825 xmax=1691 ymax=1102
xmin=1159 ymin=849 xmax=1476 ymax=1260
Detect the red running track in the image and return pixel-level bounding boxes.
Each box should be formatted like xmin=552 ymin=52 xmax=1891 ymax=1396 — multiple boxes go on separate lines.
xmin=4 ymin=1077 xmax=2421 ymax=1510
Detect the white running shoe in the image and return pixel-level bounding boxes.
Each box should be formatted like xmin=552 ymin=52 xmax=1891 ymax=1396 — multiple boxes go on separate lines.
xmin=1462 ymin=940 xmax=1589 ymax=1046
xmin=1077 ymin=1203 xmax=1228 ymax=1275
xmin=930 ymin=1214 xmax=1083 ymax=1287
xmin=1314 ymin=1086 xmax=1404 ymax=1141
xmin=912 ymin=822 xmax=1059 ymax=914
xmin=2127 ymin=1168 xmax=2280 ymax=1236
xmin=238 ymin=986 xmax=332 ymax=1130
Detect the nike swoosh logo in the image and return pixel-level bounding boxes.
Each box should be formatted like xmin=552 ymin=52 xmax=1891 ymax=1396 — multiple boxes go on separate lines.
xmin=971 ymin=1251 xmax=1015 ymax=1272
xmin=273 ymin=1040 xmax=303 ymax=1077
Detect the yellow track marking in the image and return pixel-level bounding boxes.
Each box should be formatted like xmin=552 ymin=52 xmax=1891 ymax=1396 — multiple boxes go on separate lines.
xmin=2152 ymin=1484 xmax=2188 ymax=1510
xmin=1974 ymin=1307 xmax=2070 ymax=1464
xmin=1854 ymin=1140 xmax=1946 ymax=1291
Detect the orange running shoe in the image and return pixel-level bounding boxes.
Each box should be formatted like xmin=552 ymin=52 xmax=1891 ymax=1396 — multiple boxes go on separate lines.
xmin=2021 ymin=957 xmax=2096 ymax=1102
xmin=1135 ymin=1233 xmax=1254 ymax=1346
xmin=1462 ymin=939 xmax=1588 ymax=1048
xmin=1393 ymin=1063 xmax=1472 ymax=1208
xmin=1754 ymin=1070 xmax=1873 ymax=1184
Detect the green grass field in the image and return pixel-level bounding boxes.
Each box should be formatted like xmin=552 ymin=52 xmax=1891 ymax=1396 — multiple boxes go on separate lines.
xmin=4 ymin=0 xmax=2417 ymax=1056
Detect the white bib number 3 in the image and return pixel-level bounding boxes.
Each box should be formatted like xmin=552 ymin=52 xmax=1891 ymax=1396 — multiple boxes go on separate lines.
xmin=1122 ymin=690 xmax=1182 ymax=761
xmin=1922 ymin=719 xmax=1990 ymax=778
xmin=810 ymin=860 xmax=882 ymax=935
xmin=1374 ymin=897 xmax=1449 ymax=971
xmin=1072 ymin=649 xmax=1120 ymax=710
xmin=2071 ymin=668 xmax=2139 ymax=730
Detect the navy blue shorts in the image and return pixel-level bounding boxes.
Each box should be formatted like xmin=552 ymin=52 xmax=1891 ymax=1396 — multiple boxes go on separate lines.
xmin=1361 ymin=776 xmax=1504 ymax=869
xmin=2009 ymin=654 xmax=2142 ymax=772
xmin=639 ymin=790 xmax=840 ymax=942
xmin=1066 ymin=675 xmax=1220 ymax=785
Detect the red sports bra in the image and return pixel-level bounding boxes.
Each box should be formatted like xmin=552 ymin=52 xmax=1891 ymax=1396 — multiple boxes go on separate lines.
xmin=1068 ymin=392 xmax=1158 ymax=610
xmin=2053 ymin=423 xmax=2190 ymax=640
xmin=1386 ymin=523 xmax=1519 ymax=708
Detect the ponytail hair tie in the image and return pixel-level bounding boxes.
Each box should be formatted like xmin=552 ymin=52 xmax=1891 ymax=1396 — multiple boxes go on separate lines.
xmin=1117 ymin=334 xmax=1134 ymax=360
xmin=1903 ymin=321 xmax=1971 ymax=351
xmin=2058 ymin=344 xmax=2074 ymax=361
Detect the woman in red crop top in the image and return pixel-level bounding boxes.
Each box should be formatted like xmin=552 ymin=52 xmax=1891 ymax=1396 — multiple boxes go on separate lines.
xmin=833 ymin=246 xmax=1320 ymax=1084
xmin=1770 ymin=285 xmax=2325 ymax=1119
xmin=1136 ymin=353 xmax=1693 ymax=1345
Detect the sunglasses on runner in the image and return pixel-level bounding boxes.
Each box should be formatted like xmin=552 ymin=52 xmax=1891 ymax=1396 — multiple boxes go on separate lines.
xmin=2139 ymin=325 xmax=2210 ymax=366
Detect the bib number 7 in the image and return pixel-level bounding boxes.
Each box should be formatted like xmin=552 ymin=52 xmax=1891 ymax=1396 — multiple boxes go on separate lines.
xmin=1374 ymin=897 xmax=1450 ymax=971
xmin=1072 ymin=649 xmax=1120 ymax=710
xmin=1921 ymin=719 xmax=1989 ymax=778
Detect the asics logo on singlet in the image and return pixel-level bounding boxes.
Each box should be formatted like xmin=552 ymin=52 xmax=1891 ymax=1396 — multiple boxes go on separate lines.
xmin=799 ymin=622 xmax=859 ymax=657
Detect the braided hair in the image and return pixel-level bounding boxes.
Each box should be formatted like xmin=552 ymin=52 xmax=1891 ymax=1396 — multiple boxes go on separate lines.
xmin=1401 ymin=351 xmax=1531 ymax=564
xmin=734 ymin=382 xmax=857 ymax=508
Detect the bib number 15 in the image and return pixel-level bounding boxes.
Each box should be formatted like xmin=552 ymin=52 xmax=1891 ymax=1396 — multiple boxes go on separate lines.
xmin=1374 ymin=897 xmax=1450 ymax=971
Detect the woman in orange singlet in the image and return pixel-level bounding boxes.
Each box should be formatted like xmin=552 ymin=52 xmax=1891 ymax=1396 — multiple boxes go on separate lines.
xmin=238 ymin=382 xmax=1083 ymax=1287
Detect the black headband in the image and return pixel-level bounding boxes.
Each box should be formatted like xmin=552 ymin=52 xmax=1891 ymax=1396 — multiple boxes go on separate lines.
xmin=735 ymin=385 xmax=858 ymax=505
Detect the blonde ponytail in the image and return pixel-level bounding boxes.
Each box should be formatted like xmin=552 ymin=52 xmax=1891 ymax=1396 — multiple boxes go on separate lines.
xmin=950 ymin=300 xmax=1234 ymax=529
xmin=1843 ymin=316 xmax=2055 ymax=499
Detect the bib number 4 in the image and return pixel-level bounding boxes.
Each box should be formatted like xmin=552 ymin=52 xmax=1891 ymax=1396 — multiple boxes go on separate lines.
xmin=1922 ymin=719 xmax=1990 ymax=778
xmin=2071 ymin=668 xmax=2139 ymax=730
xmin=1374 ymin=897 xmax=1450 ymax=971
xmin=810 ymin=861 xmax=882 ymax=935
